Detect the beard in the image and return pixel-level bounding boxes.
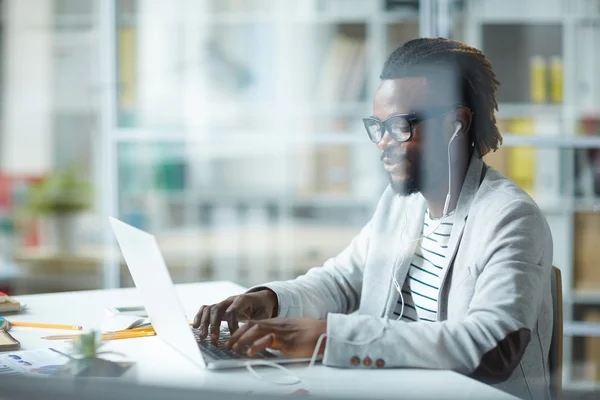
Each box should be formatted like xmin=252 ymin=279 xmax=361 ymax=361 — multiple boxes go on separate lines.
xmin=383 ymin=149 xmax=448 ymax=197
xmin=382 ymin=148 xmax=421 ymax=196
xmin=389 ymin=165 xmax=420 ymax=196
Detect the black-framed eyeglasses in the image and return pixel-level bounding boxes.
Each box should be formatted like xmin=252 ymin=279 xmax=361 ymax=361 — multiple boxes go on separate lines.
xmin=362 ymin=106 xmax=461 ymax=144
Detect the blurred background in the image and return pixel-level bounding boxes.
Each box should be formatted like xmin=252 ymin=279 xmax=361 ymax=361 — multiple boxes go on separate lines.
xmin=0 ymin=0 xmax=600 ymax=392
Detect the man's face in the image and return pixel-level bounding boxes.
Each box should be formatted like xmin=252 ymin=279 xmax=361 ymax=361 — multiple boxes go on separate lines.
xmin=372 ymin=77 xmax=451 ymax=196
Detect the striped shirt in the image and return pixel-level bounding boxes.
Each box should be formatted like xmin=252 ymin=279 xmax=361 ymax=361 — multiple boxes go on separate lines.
xmin=392 ymin=209 xmax=455 ymax=322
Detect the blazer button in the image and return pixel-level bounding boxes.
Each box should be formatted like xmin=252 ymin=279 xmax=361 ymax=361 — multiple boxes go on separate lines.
xmin=363 ymin=357 xmax=372 ymax=367
xmin=350 ymin=356 xmax=360 ymax=366
xmin=376 ymin=359 xmax=385 ymax=368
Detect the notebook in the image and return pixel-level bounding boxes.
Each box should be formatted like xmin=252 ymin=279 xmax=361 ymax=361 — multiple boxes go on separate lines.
xmin=0 ymin=293 xmax=24 ymax=313
xmin=0 ymin=330 xmax=20 ymax=352
xmin=0 ymin=317 xmax=20 ymax=352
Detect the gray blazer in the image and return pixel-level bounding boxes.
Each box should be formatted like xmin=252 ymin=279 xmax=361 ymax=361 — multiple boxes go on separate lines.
xmin=259 ymin=152 xmax=553 ymax=400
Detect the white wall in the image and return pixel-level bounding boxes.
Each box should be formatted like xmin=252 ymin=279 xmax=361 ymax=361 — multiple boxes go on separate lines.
xmin=1 ymin=0 xmax=53 ymax=175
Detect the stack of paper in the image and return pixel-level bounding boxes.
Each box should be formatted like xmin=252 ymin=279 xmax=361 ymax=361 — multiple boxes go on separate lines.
xmin=0 ymin=348 xmax=70 ymax=377
xmin=0 ymin=292 xmax=23 ymax=313
xmin=102 ymin=310 xmax=150 ymax=332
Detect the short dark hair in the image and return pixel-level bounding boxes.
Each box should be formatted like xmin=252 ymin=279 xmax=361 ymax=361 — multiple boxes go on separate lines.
xmin=380 ymin=37 xmax=502 ymax=157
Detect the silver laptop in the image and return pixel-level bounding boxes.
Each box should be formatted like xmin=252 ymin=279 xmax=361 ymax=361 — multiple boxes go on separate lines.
xmin=109 ymin=217 xmax=311 ymax=369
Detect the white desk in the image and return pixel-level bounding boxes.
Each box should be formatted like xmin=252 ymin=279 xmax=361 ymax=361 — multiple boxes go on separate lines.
xmin=7 ymin=282 xmax=516 ymax=399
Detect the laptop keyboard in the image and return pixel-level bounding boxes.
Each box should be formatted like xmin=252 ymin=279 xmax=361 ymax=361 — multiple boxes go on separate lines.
xmin=191 ymin=327 xmax=277 ymax=361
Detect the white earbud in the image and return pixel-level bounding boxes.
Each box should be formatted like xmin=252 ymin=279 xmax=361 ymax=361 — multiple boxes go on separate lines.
xmin=391 ymin=119 xmax=464 ymax=320
xmin=442 ymin=122 xmax=462 ymax=217
xmin=449 ymin=122 xmax=462 ymax=143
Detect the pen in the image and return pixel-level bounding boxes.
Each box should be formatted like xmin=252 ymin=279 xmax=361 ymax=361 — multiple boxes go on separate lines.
xmin=10 ymin=321 xmax=83 ymax=331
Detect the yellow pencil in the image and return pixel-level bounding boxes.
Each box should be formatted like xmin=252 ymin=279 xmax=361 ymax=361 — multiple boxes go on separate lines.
xmin=11 ymin=321 xmax=83 ymax=331
xmin=100 ymin=331 xmax=156 ymax=341
xmin=124 ymin=326 xmax=155 ymax=333
xmin=42 ymin=330 xmax=156 ymax=341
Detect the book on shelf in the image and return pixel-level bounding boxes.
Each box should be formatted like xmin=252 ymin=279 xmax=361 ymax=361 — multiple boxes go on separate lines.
xmin=528 ymin=55 xmax=563 ymax=105
xmin=304 ymin=30 xmax=365 ymax=197
xmin=484 ymin=117 xmax=510 ymax=175
xmin=483 ymin=146 xmax=509 ymax=177
xmin=529 ymin=56 xmax=547 ymax=104
xmin=119 ymin=143 xmax=188 ymax=195
xmin=533 ymin=116 xmax=561 ymax=207
xmin=385 ymin=1 xmax=419 ymax=11
xmin=154 ymin=161 xmax=187 ymax=193
xmin=585 ymin=310 xmax=600 ymax=382
xmin=486 ymin=116 xmax=562 ymax=207
xmin=211 ymin=205 xmax=242 ymax=282
xmin=117 ymin=22 xmax=137 ymax=127
xmin=315 ymin=145 xmax=352 ymax=194
xmin=574 ymin=212 xmax=600 ymax=290
xmin=315 ymin=32 xmax=366 ymax=104
xmin=576 ymin=115 xmax=600 ymax=198
xmin=316 ymin=0 xmax=374 ymax=14
xmin=576 ymin=24 xmax=600 ymax=110
xmin=239 ymin=206 xmax=271 ymax=285
xmin=342 ymin=40 xmax=366 ymax=103
xmin=507 ymin=118 xmax=536 ymax=196
xmin=0 ymin=174 xmax=42 ymax=249
xmin=297 ymin=142 xmax=353 ymax=196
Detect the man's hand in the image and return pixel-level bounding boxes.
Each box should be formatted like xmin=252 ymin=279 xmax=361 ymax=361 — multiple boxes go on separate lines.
xmin=192 ymin=290 xmax=278 ymax=343
xmin=226 ymin=317 xmax=327 ymax=358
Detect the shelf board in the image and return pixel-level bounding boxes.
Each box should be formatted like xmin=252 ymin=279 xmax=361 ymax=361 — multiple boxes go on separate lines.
xmin=119 ymin=191 xmax=375 ymax=208
xmin=120 ymin=191 xmax=187 ymax=202
xmin=535 ymin=200 xmax=569 ymax=215
xmin=114 ymin=128 xmax=600 ymax=149
xmin=571 ymin=290 xmax=600 ymax=304
xmin=497 ymin=103 xmax=600 ymax=119
xmin=113 ymin=130 xmax=190 ymax=142
xmin=575 ymin=199 xmax=600 ymax=213
xmin=497 ymin=103 xmax=562 ymax=118
xmin=502 ymin=134 xmax=600 ymax=148
xmin=296 ymin=102 xmax=370 ymax=116
xmin=530 ymin=197 xmax=600 ymax=214
xmin=177 ymin=13 xmax=278 ymax=25
xmin=113 ymin=129 xmax=369 ymax=146
xmin=117 ymin=12 xmax=384 ymax=26
xmin=379 ymin=10 xmax=419 ymax=24
xmin=566 ymin=15 xmax=600 ymax=23
xmin=290 ymin=195 xmax=375 ymax=208
xmin=564 ymin=380 xmax=600 ymax=391
xmin=564 ymin=321 xmax=600 ymax=337
xmin=299 ymin=133 xmax=367 ymax=145
xmin=307 ymin=14 xmax=371 ymax=24
xmin=54 ymin=14 xmax=96 ymax=27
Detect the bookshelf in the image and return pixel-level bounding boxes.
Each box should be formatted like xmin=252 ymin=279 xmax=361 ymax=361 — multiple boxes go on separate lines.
xmin=464 ymin=0 xmax=600 ymax=390
xmin=103 ymin=0 xmax=415 ymax=292
xmin=88 ymin=0 xmax=600 ymax=391
xmin=3 ymin=0 xmax=599 ymax=390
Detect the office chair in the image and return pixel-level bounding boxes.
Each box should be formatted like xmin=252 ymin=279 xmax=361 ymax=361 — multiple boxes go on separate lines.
xmin=549 ymin=266 xmax=563 ymax=398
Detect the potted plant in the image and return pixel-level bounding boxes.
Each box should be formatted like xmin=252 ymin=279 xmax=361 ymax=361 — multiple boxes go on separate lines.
xmin=54 ymin=330 xmax=136 ymax=379
xmin=26 ymin=167 xmax=92 ymax=253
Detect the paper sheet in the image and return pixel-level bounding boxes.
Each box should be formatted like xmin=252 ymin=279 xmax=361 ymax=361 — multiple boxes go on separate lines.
xmin=0 ymin=348 xmax=70 ymax=377
xmin=101 ymin=314 xmax=150 ymax=332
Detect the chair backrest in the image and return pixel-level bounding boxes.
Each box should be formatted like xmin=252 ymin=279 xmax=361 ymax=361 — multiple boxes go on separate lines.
xmin=549 ymin=266 xmax=563 ymax=398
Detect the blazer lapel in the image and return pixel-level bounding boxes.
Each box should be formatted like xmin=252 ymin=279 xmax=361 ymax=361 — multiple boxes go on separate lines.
xmin=359 ymin=193 xmax=426 ymax=317
xmin=386 ymin=194 xmax=427 ymax=316
xmin=361 ymin=153 xmax=485 ymax=318
xmin=438 ymin=152 xmax=485 ymax=301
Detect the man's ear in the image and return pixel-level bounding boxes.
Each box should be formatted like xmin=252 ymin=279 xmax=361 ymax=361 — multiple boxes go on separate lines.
xmin=455 ymin=106 xmax=473 ymax=134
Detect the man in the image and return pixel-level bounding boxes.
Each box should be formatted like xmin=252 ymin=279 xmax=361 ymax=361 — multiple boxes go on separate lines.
xmin=193 ymin=38 xmax=553 ymax=399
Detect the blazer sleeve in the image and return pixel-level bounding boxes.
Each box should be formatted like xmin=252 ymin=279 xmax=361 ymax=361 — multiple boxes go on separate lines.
xmin=323 ymin=200 xmax=552 ymax=383
xmin=248 ymin=218 xmax=373 ymax=319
